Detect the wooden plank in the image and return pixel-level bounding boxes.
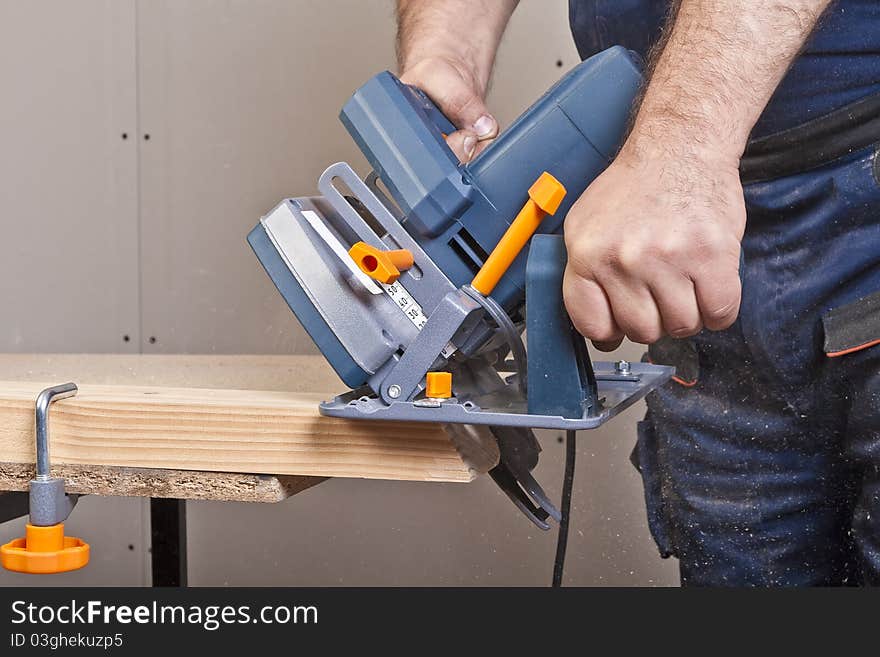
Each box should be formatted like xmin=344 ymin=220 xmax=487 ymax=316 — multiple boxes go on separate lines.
xmin=0 ymin=381 xmax=481 ymax=482
xmin=0 ymin=462 xmax=323 ymax=503
xmin=0 ymin=355 xmax=499 ymax=485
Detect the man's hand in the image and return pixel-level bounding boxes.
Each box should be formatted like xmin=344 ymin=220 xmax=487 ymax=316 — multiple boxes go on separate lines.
xmin=399 ymin=56 xmax=497 ymax=162
xmin=563 ymin=0 xmax=832 ymax=348
xmin=396 ymin=0 xmax=518 ymax=162
xmin=564 ymin=140 xmax=745 ymax=350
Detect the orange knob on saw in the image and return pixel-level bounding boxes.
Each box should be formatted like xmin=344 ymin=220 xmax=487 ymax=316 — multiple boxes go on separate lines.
xmin=349 ymin=242 xmax=414 ymax=284
xmin=470 ymin=171 xmax=566 ymax=296
xmin=1 ymin=523 xmax=89 ymax=574
xmin=426 ymin=371 xmax=453 ymax=399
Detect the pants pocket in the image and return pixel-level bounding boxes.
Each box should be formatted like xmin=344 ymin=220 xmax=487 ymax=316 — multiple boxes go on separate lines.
xmin=823 ymin=289 xmax=880 ymax=358
xmin=631 ymin=417 xmax=676 ymax=558
xmin=647 ymin=336 xmax=699 ymax=387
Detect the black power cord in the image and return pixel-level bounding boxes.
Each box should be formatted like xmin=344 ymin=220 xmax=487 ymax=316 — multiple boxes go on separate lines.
xmin=552 ymin=429 xmax=577 ymax=587
xmin=461 ymin=284 xmax=574 ymax=579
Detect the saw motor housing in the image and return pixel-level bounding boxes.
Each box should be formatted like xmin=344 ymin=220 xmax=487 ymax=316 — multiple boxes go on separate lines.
xmin=247 ymin=46 xmax=674 ymax=524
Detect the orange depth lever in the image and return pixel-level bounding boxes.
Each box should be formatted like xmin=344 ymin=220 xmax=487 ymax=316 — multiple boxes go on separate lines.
xmin=470 ymin=171 xmax=566 ymax=296
xmin=1 ymin=524 xmax=89 ymax=575
xmin=349 ymin=242 xmax=414 ymax=284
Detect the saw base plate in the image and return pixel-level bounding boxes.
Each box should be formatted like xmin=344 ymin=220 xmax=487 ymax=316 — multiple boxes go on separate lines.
xmin=320 ymin=361 xmax=674 ymax=430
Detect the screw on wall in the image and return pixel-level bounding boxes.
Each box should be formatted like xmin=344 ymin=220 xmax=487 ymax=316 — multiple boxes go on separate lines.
xmin=148 ymin=336 xmax=157 ymax=345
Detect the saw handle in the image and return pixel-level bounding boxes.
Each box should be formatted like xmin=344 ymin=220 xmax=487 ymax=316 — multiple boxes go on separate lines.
xmin=471 ymin=172 xmax=566 ymax=296
xmin=405 ymin=84 xmax=457 ymax=136
xmin=339 ymin=72 xmax=472 ymax=239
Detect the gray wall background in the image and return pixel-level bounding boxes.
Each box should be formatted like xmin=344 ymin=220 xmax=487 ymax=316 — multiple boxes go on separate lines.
xmin=0 ymin=0 xmax=679 ymax=586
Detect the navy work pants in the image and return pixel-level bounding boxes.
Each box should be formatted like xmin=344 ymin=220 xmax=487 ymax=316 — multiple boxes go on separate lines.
xmin=637 ymin=145 xmax=880 ymax=585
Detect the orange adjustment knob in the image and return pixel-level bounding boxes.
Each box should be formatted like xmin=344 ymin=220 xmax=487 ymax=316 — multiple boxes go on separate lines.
xmin=426 ymin=371 xmax=453 ymax=399
xmin=348 ymin=242 xmax=414 ymax=285
xmin=1 ymin=524 xmax=89 ymax=574
xmin=470 ymin=171 xmax=566 ymax=296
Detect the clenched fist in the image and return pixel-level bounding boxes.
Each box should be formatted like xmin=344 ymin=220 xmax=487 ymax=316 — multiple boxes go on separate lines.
xmin=563 ymin=139 xmax=746 ymax=350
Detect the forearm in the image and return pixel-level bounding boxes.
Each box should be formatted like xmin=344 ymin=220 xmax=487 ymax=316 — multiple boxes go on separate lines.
xmin=563 ymin=1 xmax=835 ymax=346
xmin=627 ymin=0 xmax=833 ymax=164
xmin=396 ymin=0 xmax=518 ymax=90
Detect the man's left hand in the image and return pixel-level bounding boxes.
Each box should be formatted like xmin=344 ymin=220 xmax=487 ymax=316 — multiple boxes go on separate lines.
xmin=563 ymin=138 xmax=746 ymax=350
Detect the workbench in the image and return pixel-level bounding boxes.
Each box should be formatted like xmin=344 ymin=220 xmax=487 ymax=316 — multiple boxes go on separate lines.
xmin=0 ymin=354 xmax=498 ymax=584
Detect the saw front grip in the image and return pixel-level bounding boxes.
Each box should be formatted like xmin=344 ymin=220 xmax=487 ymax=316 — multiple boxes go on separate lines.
xmin=1 ymin=383 xmax=90 ymax=574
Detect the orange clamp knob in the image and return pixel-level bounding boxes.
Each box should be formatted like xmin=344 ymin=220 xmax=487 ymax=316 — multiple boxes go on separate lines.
xmin=470 ymin=171 xmax=566 ymax=296
xmin=348 ymin=242 xmax=414 ymax=285
xmin=1 ymin=523 xmax=89 ymax=574
xmin=426 ymin=371 xmax=453 ymax=399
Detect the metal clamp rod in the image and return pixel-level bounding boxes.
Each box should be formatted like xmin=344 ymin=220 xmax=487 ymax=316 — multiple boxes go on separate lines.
xmin=0 ymin=382 xmax=89 ymax=573
xmin=35 ymin=383 xmax=77 ymax=481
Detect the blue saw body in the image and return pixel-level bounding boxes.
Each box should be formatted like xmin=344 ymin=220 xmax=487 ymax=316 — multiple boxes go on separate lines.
xmin=247 ymin=46 xmax=675 ymax=528
xmin=340 ymin=46 xmax=641 ymax=311
xmin=249 ymin=46 xmax=643 ymax=388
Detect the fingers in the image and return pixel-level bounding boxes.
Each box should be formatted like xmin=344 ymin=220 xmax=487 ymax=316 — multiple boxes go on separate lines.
xmin=563 ymin=266 xmax=624 ymax=350
xmin=601 ymin=277 xmax=665 ymax=345
xmin=470 ymin=114 xmax=498 ymax=140
xmin=693 ymin=263 xmax=742 ymax=331
xmin=566 ymin=262 xmax=738 ymax=346
xmin=444 ymin=129 xmax=494 ymax=163
xmin=400 ymin=59 xmax=498 ymax=138
xmin=422 ymin=66 xmax=495 ymax=137
xmin=444 ymin=130 xmax=478 ymax=163
xmin=565 ymin=247 xmax=738 ymax=346
xmin=400 ymin=58 xmax=498 ymax=164
xmin=592 ymin=338 xmax=625 ymax=352
xmin=647 ymin=272 xmax=703 ymax=338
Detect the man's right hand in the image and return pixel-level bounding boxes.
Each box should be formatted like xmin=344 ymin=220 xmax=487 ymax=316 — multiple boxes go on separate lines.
xmin=400 ymin=56 xmax=499 ymax=162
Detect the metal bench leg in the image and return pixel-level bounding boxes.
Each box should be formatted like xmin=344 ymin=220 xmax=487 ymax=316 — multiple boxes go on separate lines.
xmin=150 ymin=498 xmax=187 ymax=587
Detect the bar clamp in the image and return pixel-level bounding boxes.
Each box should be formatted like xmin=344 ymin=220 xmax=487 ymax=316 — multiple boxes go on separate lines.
xmin=1 ymin=383 xmax=90 ymax=574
